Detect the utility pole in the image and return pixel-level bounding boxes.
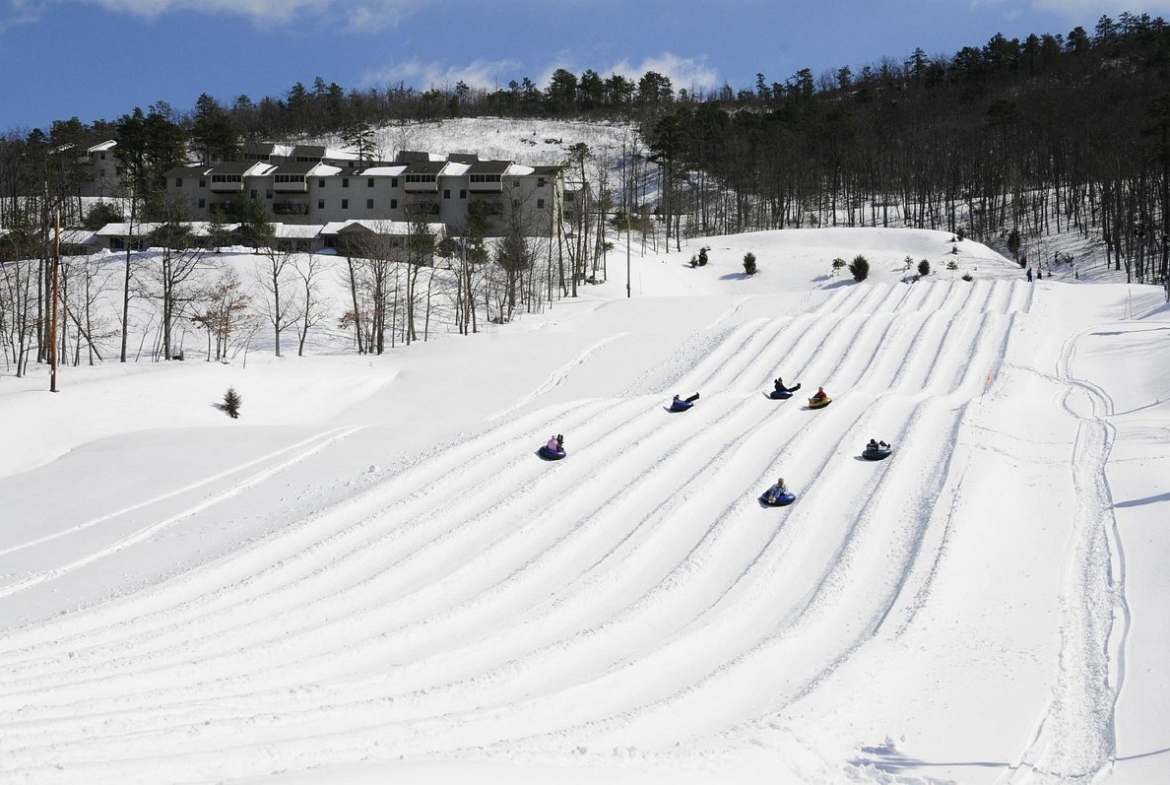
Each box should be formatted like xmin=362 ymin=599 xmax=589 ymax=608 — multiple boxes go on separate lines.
xmin=626 ymin=209 xmax=632 ymax=299
xmin=50 ymin=211 xmax=60 ymax=393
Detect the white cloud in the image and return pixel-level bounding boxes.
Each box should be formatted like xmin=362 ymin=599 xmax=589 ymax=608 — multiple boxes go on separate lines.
xmin=978 ymin=0 xmax=1170 ymax=20
xmin=366 ymin=52 xmax=721 ymax=99
xmin=46 ymin=0 xmax=419 ymax=27
xmin=605 ymin=52 xmax=720 ymax=95
xmin=364 ymin=58 xmax=522 ymax=93
xmin=1 ymin=0 xmax=53 ymax=32
xmin=84 ymin=0 xmax=333 ymax=23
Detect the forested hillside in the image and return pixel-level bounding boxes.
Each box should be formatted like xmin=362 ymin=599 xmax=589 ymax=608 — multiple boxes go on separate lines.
xmin=2 ymin=12 xmax=1168 ymax=281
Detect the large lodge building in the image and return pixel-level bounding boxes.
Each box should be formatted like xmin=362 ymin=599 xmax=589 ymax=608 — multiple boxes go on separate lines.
xmin=78 ymin=140 xmax=573 ymax=258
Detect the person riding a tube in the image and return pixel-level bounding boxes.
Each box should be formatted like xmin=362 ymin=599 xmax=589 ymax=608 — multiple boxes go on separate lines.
xmin=547 ymin=434 xmax=564 ymax=452
xmin=764 ymin=477 xmax=789 ymax=504
xmin=774 ymin=377 xmax=786 ymax=392
xmin=812 ymin=387 xmax=828 ymax=401
xmin=867 ymin=438 xmax=880 ymax=451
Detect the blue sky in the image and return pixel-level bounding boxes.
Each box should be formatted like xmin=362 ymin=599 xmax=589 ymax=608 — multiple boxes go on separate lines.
xmin=3 ymin=0 xmax=1170 ymax=132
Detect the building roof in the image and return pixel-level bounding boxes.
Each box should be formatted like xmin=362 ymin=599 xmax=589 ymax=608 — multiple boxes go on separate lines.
xmin=355 ymin=165 xmax=408 ymax=177
xmin=54 ymin=228 xmax=99 ymax=246
xmin=273 ymin=224 xmax=322 ymax=239
xmin=403 ymin=161 xmax=447 ymax=175
xmin=395 ymin=150 xmax=444 ymax=164
xmin=467 ymin=160 xmax=512 ymax=175
xmin=292 ymin=145 xmax=326 ymax=159
xmin=242 ymin=142 xmax=278 ymax=156
xmin=208 ymin=161 xmax=271 ymax=176
xmin=269 ymin=161 xmax=324 ymax=175
xmin=96 ymin=221 xmax=240 ymax=237
xmin=322 ymin=219 xmax=445 ymax=236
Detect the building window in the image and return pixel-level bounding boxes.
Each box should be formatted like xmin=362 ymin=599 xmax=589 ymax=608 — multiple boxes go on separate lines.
xmin=199 ymin=178 xmax=206 ymax=188
xmin=443 ymin=189 xmax=450 ymax=199
xmin=175 ymin=177 xmax=183 ymax=187
xmin=342 ymin=178 xmax=349 ymax=188
xmin=366 ymin=199 xmax=374 ymax=209
xmin=266 ymin=190 xmax=273 ymax=199
xmin=318 ymin=199 xmax=325 ymax=209
xmin=198 ymin=198 xmax=205 ymax=208
xmin=460 ymin=189 xmax=467 ymax=199
xmin=341 ymin=199 xmax=349 ymax=209
xmin=537 ymin=199 xmax=545 ymax=209
xmin=367 ymin=178 xmax=375 ymax=187
xmin=391 ymin=178 xmax=398 ymax=188
xmin=250 ymin=189 xmax=258 ymax=199
xmin=538 ymin=177 xmax=546 ymax=187
xmin=318 ymin=178 xmax=325 ymax=188
xmin=391 ymin=198 xmax=398 ymax=209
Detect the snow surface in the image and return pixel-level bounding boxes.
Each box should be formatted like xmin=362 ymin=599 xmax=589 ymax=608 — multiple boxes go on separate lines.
xmin=2 ymin=228 xmax=1168 ymax=785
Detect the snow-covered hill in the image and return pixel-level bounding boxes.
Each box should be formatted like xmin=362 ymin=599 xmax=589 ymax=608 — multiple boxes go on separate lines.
xmin=1 ymin=228 xmax=1167 ymax=785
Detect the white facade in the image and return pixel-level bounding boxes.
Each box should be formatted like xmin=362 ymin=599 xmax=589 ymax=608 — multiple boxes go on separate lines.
xmin=159 ymin=146 xmax=563 ymax=238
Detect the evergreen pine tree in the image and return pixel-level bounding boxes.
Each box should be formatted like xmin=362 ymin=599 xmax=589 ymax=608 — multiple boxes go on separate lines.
xmin=223 ymin=387 xmax=242 ymax=419
xmin=849 ymin=254 xmax=870 ymax=281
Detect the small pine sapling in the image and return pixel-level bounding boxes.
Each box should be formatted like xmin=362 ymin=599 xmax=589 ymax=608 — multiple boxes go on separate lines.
xmin=848 ymin=254 xmax=869 ymax=282
xmin=743 ymin=251 xmax=757 ymax=275
xmin=223 ymin=387 xmax=242 ymax=419
xmin=918 ymin=259 xmax=931 ymax=276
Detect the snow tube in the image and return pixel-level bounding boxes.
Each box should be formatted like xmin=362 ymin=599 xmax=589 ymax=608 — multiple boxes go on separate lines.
xmin=807 ymin=396 xmax=832 ymax=409
xmin=538 ymin=445 xmax=567 ymax=460
xmin=668 ymin=399 xmax=694 ymax=412
xmin=759 ymin=489 xmax=797 ymax=507
xmin=862 ymin=444 xmax=893 ymax=461
xmin=769 ymin=389 xmax=793 ymax=400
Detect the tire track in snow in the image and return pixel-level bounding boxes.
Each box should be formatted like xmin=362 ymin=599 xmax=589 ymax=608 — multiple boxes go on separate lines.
xmin=1003 ymin=327 xmax=1126 ymax=784
xmin=486 ymin=333 xmax=627 ymax=421
xmin=0 ymin=425 xmax=364 ymax=602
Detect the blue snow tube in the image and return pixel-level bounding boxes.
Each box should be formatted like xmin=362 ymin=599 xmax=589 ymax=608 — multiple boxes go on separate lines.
xmin=759 ymin=489 xmax=797 ymax=506
xmin=669 ymin=399 xmax=694 ymax=412
xmin=538 ymin=445 xmax=567 ymax=460
xmin=769 ymin=389 xmax=793 ymax=399
xmin=862 ymin=444 xmax=893 ymax=461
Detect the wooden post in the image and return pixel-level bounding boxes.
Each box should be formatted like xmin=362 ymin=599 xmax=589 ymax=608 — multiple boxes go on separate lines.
xmin=50 ymin=212 xmax=60 ymax=393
